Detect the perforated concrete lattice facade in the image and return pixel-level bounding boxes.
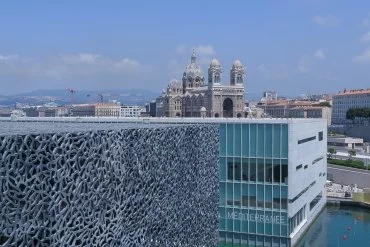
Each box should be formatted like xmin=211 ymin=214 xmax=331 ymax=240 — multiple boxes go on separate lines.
xmin=0 ymin=125 xmax=219 ymax=246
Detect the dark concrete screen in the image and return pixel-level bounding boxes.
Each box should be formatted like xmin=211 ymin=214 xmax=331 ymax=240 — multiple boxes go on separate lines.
xmin=0 ymin=125 xmax=219 ymax=246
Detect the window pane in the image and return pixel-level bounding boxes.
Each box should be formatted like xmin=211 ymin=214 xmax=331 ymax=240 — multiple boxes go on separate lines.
xmin=220 ymin=157 xmax=226 ymax=181
xmin=234 ymin=123 xmax=241 ymax=156
xmin=265 ymin=185 xmax=272 ymax=209
xmin=273 ymin=185 xmax=280 ymax=210
xmin=234 ymin=157 xmax=241 ymax=181
xmin=242 ymin=158 xmax=249 ymax=181
xmin=234 ymin=183 xmax=241 ymax=207
xmin=227 ymin=183 xmax=233 ymax=206
xmin=273 ymin=211 xmax=281 ymax=236
xmin=241 ymin=209 xmax=248 ymax=232
xmin=257 ymin=184 xmax=264 ymax=208
xmin=281 ymin=186 xmax=288 ymax=210
xmin=220 ymin=124 xmax=226 ymax=156
xmin=220 ymin=182 xmax=226 ymax=206
xmin=219 ymin=207 xmax=226 ymax=230
xmin=227 ymin=124 xmax=234 ymax=156
xmin=250 ymin=124 xmax=257 ymax=157
xmin=257 ymin=235 xmax=264 ymax=246
xmin=241 ymin=233 xmax=248 ymax=245
xmin=265 ymin=211 xmax=273 ymax=235
xmin=242 ymin=184 xmax=249 ymax=207
xmin=249 ymin=184 xmax=256 ymax=207
xmin=273 ymin=124 xmax=281 ymax=158
xmin=281 ymin=216 xmax=288 ymax=236
xmin=265 ymin=124 xmax=273 ymax=158
xmin=257 ymin=158 xmax=264 ymax=183
xmin=227 ymin=158 xmax=233 ymax=181
xmin=250 ymin=158 xmax=257 ymax=182
xmin=226 ymin=231 xmax=233 ymax=244
xmin=226 ymin=209 xmax=233 ymax=231
xmin=234 ymin=208 xmax=241 ymax=232
xmin=273 ymin=159 xmax=281 ymax=183
xmin=233 ymin=232 xmax=241 ymax=244
xmin=242 ymin=124 xmax=249 ymax=156
xmin=265 ymin=236 xmax=272 ymax=247
xmin=265 ymin=158 xmax=273 ymax=183
xmin=249 ymin=210 xmax=256 ymax=233
xmin=281 ymin=124 xmax=288 ymax=158
xmin=257 ymin=124 xmax=265 ymax=157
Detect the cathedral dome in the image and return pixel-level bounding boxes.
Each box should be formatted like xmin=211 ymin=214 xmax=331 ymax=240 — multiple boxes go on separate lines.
xmin=210 ymin=59 xmax=220 ymax=67
xmin=183 ymin=51 xmax=204 ymax=81
xmin=233 ymin=60 xmax=243 ymax=68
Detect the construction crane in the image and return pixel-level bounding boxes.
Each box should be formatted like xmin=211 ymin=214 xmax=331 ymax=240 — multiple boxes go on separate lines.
xmin=98 ymin=94 xmax=104 ymax=103
xmin=66 ymin=88 xmax=76 ymax=104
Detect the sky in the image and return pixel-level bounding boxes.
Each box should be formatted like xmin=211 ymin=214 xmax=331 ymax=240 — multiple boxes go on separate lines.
xmin=1 ymin=0 xmax=370 ymax=98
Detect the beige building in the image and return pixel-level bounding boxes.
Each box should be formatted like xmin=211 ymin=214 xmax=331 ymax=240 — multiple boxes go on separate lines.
xmin=95 ymin=102 xmax=120 ymax=117
xmin=159 ymin=51 xmax=245 ymax=118
xmin=71 ymin=104 xmax=96 ymax=117
xmin=260 ymin=100 xmax=332 ymax=125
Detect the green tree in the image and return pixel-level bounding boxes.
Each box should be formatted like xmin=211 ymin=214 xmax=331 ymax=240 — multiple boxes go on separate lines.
xmin=346 ymin=108 xmax=370 ymax=120
xmin=318 ymin=102 xmax=331 ymax=107
xmin=328 ymin=148 xmax=336 ymax=159
xmin=348 ymin=150 xmax=356 ymax=159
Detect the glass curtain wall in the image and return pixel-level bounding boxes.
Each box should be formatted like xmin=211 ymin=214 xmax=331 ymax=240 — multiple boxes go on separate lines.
xmin=219 ymin=123 xmax=289 ymax=247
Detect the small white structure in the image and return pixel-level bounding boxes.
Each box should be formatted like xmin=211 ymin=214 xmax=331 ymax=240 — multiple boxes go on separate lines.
xmin=328 ymin=136 xmax=363 ymax=149
xmin=120 ymin=106 xmax=144 ymax=117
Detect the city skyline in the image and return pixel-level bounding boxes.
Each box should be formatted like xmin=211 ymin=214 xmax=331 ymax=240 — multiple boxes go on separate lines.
xmin=1 ymin=1 xmax=370 ymax=96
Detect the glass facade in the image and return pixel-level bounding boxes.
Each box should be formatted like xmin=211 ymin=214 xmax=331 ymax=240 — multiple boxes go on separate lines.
xmin=219 ymin=123 xmax=290 ymax=246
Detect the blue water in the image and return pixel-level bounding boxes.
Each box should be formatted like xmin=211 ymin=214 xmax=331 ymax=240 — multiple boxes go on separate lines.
xmin=297 ymin=205 xmax=370 ymax=247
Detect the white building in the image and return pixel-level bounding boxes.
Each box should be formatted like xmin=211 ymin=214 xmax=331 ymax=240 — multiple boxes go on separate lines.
xmin=332 ymin=88 xmax=370 ymax=124
xmin=120 ymin=106 xmax=144 ymax=117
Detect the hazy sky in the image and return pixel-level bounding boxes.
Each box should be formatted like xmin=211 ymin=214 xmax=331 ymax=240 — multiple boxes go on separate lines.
xmin=1 ymin=0 xmax=370 ymax=97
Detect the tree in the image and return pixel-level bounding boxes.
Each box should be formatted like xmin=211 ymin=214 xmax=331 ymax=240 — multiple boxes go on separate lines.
xmin=318 ymin=102 xmax=331 ymax=107
xmin=348 ymin=150 xmax=356 ymax=160
xmin=328 ymin=148 xmax=336 ymax=159
xmin=346 ymin=108 xmax=370 ymax=120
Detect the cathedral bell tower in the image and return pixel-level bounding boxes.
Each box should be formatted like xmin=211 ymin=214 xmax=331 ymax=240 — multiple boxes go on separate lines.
xmin=230 ymin=60 xmax=245 ymax=86
xmin=208 ymin=59 xmax=222 ymax=89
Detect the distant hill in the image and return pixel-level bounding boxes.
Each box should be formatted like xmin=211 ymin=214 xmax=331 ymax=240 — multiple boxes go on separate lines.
xmin=0 ymin=89 xmax=160 ymax=107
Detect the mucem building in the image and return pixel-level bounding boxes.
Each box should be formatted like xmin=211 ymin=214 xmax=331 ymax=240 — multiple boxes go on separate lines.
xmin=0 ymin=122 xmax=219 ymax=246
xmin=0 ymin=117 xmax=327 ymax=247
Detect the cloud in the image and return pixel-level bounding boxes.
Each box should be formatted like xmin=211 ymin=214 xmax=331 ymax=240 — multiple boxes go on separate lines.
xmin=353 ymin=49 xmax=370 ymax=63
xmin=314 ymin=49 xmax=325 ymax=60
xmin=363 ymin=13 xmax=370 ymax=27
xmin=256 ymin=63 xmax=295 ymax=79
xmin=297 ymin=56 xmax=311 ymax=73
xmin=192 ymin=45 xmax=215 ymax=56
xmin=114 ymin=58 xmax=140 ymax=73
xmin=321 ymin=72 xmax=338 ymax=81
xmin=363 ymin=18 xmax=370 ymax=27
xmin=257 ymin=51 xmax=323 ymax=79
xmin=0 ymin=53 xmax=142 ymax=77
xmin=312 ymin=15 xmax=340 ymax=27
xmin=0 ymin=54 xmax=19 ymax=62
xmin=60 ymin=53 xmax=101 ymax=64
xmin=176 ymin=44 xmax=187 ymax=54
xmin=361 ymin=32 xmax=370 ymax=42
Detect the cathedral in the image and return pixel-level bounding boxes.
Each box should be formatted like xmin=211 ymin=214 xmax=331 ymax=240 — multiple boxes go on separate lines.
xmin=157 ymin=51 xmax=246 ymax=118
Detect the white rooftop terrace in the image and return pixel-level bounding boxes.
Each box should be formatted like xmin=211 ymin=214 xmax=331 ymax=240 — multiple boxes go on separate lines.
xmin=0 ymin=116 xmax=326 ymax=136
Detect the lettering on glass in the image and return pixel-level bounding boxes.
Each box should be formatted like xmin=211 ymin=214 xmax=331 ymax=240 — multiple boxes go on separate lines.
xmin=226 ymin=212 xmax=285 ymax=224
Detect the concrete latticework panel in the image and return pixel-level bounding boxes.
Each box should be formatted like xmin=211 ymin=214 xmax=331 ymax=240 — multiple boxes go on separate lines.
xmin=0 ymin=125 xmax=219 ymax=246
